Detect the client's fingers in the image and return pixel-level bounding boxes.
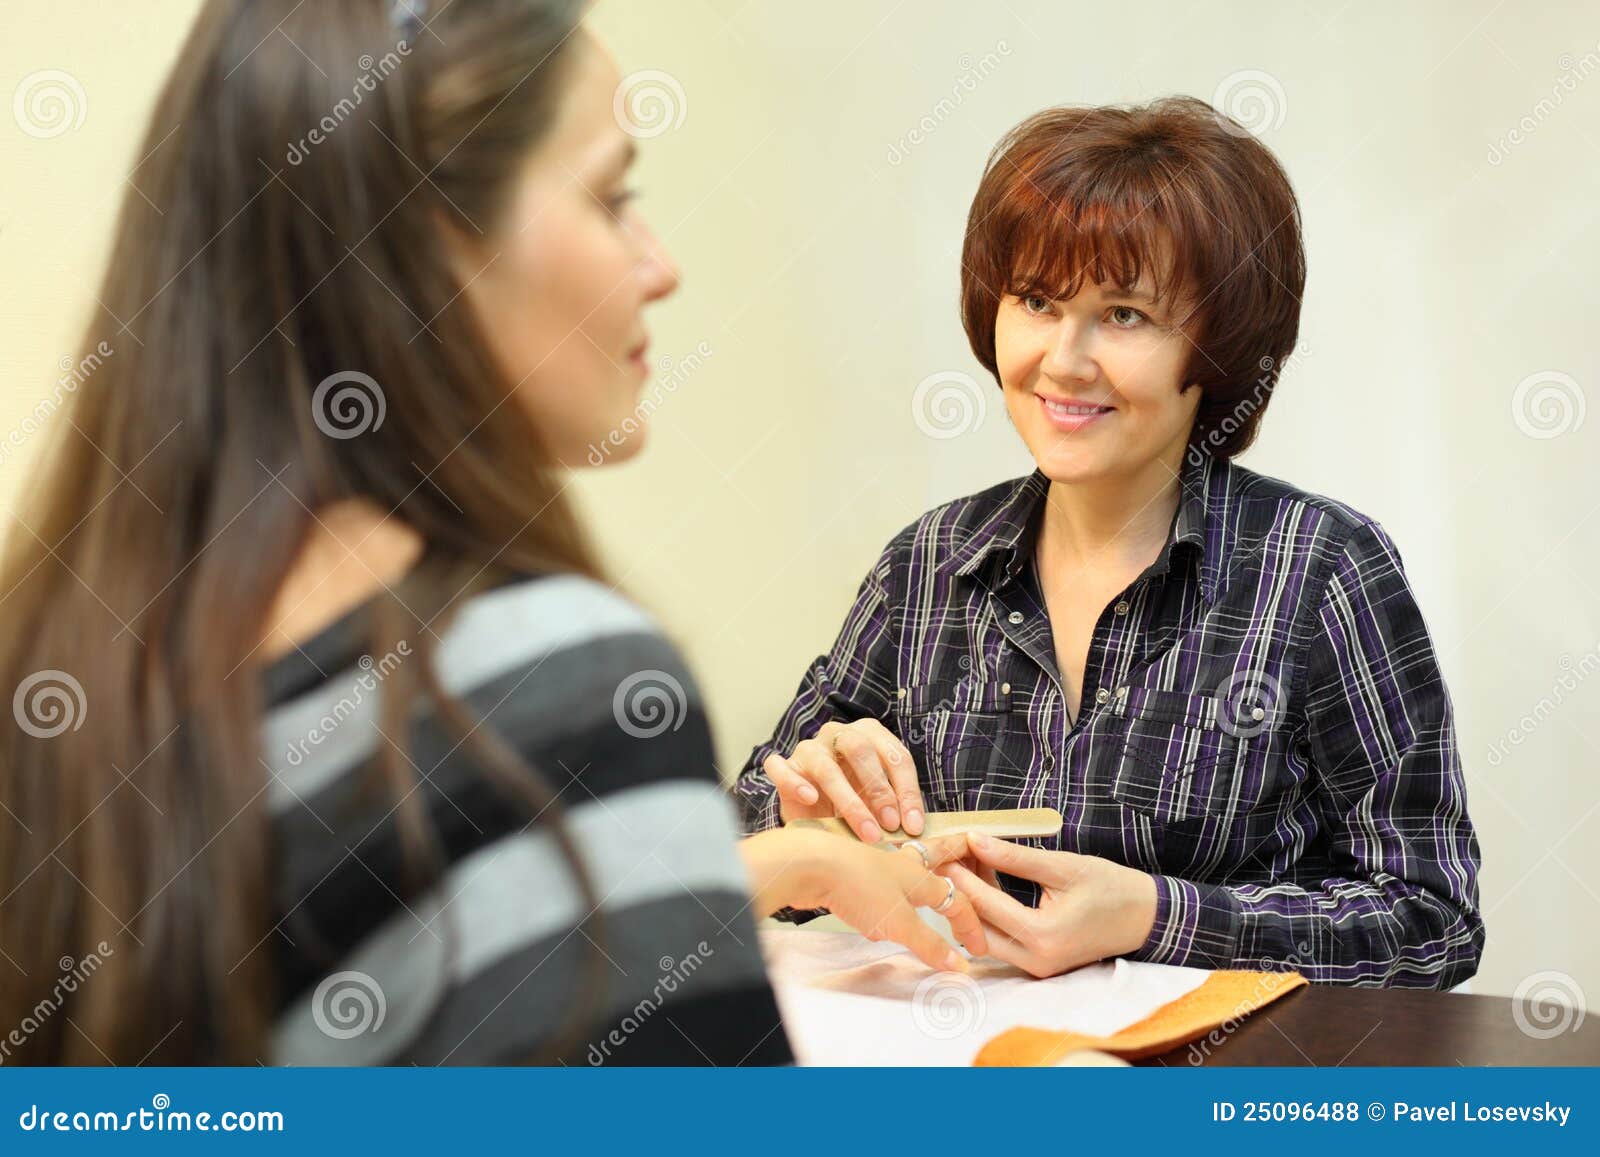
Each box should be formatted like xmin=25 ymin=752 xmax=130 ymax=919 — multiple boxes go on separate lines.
xmin=900 ymin=858 xmax=987 ymax=958
xmin=875 ymin=901 xmax=967 ymax=973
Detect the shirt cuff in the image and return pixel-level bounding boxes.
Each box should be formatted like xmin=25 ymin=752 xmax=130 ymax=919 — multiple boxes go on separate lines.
xmin=1127 ymin=875 xmax=1243 ymax=970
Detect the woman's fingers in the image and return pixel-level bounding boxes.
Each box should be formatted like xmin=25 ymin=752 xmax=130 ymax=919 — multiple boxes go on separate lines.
xmin=972 ymin=927 xmax=1051 ymax=978
xmin=791 ymin=737 xmax=882 ymax=842
xmin=942 ymin=861 xmax=1038 ymax=943
xmin=862 ymin=719 xmax=925 ymax=835
xmin=826 ymin=725 xmax=902 ymax=833
xmin=963 ymin=832 xmax=1068 ymax=887
xmin=875 ymin=900 xmax=969 ymax=973
xmin=762 ymin=753 xmax=821 ymax=817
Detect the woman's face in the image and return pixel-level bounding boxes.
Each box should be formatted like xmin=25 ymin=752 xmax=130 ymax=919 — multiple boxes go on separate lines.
xmin=993 ymin=276 xmax=1202 ymax=484
xmin=451 ymin=31 xmax=680 ymax=469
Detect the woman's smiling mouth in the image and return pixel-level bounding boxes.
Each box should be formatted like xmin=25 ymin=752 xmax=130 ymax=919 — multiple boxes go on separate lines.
xmin=1037 ymin=394 xmax=1115 ymax=431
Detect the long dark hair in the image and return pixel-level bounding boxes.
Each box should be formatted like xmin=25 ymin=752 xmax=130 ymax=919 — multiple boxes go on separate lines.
xmin=0 ymin=0 xmax=610 ymax=1063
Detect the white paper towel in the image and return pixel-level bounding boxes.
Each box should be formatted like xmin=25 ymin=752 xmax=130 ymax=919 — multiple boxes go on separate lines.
xmin=761 ymin=927 xmax=1210 ymax=1066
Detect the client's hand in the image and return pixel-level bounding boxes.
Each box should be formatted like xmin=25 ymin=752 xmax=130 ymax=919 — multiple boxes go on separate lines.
xmin=939 ymin=833 xmax=1158 ymax=978
xmin=761 ymin=719 xmax=926 ymax=843
xmin=741 ymin=829 xmax=986 ymax=972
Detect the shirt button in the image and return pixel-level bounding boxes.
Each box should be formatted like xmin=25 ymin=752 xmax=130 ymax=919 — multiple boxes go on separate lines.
xmin=1007 ymin=611 xmax=1024 ymax=624
xmin=1251 ymin=706 xmax=1266 ymax=721
xmin=897 ymin=687 xmax=907 ymax=700
xmin=1114 ymin=600 xmax=1130 ymax=615
xmin=1000 ymin=682 xmax=1011 ymax=694
xmin=1095 ymin=688 xmax=1110 ymax=704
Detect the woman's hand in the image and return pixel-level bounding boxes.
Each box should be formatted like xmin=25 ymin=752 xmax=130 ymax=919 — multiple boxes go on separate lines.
xmin=761 ymin=719 xmax=926 ymax=843
xmin=940 ymin=833 xmax=1158 ymax=978
xmin=740 ymin=829 xmax=985 ymax=972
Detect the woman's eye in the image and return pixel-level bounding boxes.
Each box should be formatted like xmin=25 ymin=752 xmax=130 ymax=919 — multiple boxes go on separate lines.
xmin=1021 ymin=294 xmax=1051 ymax=315
xmin=1108 ymin=305 xmax=1147 ymax=328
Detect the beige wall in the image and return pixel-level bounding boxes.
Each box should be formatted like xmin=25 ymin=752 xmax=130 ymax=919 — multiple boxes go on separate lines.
xmin=3 ymin=1 xmax=1597 ymax=1004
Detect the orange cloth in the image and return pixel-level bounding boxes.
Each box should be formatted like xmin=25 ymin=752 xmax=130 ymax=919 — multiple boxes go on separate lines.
xmin=974 ymin=968 xmax=1308 ymax=1066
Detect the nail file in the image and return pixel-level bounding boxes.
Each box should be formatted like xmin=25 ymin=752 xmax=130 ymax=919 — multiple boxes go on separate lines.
xmin=784 ymin=807 xmax=1063 ymax=845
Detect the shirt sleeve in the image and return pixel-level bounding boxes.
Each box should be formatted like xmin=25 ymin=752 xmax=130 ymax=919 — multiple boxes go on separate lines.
xmin=1129 ymin=519 xmax=1485 ymax=988
xmin=733 ymin=545 xmax=901 ymax=836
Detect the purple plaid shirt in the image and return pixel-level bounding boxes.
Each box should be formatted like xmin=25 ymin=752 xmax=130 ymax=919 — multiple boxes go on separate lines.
xmin=734 ymin=447 xmax=1483 ymax=988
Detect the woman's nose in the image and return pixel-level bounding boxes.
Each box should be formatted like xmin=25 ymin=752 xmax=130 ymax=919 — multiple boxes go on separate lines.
xmin=1041 ymin=321 xmax=1097 ymax=383
xmin=636 ymin=224 xmax=681 ymax=302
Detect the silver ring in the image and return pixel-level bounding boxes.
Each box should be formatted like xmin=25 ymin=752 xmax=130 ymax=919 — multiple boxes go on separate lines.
xmin=902 ymin=838 xmax=931 ymax=869
xmin=932 ymin=875 xmax=957 ymax=914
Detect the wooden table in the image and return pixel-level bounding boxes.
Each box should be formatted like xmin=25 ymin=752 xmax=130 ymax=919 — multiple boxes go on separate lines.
xmin=1144 ymin=984 xmax=1599 ymax=1066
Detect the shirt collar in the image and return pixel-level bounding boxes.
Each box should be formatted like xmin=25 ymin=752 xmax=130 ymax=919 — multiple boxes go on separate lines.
xmin=951 ymin=446 xmax=1224 ymax=605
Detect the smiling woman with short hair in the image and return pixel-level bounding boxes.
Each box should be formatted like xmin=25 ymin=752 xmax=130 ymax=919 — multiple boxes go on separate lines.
xmin=737 ymin=97 xmax=1484 ymax=988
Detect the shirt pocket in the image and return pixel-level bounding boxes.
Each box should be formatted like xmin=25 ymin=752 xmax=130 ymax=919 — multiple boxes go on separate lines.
xmin=894 ymin=680 xmax=1022 ymax=813
xmin=1106 ymin=687 xmax=1264 ymax=826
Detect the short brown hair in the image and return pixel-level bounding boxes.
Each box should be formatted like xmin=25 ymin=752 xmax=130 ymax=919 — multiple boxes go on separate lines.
xmin=959 ymin=97 xmax=1305 ymax=458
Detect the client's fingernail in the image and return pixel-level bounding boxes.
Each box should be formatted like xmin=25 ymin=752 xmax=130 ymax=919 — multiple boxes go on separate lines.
xmin=880 ymin=806 xmax=899 ymax=830
xmin=944 ymin=951 xmax=968 ymax=973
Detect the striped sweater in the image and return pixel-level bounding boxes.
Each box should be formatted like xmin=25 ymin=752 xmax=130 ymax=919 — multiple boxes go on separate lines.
xmin=261 ymin=573 xmax=790 ymax=1065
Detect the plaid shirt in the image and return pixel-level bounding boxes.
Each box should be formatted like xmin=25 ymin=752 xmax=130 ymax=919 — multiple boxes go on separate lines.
xmin=734 ymin=447 xmax=1483 ymax=988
